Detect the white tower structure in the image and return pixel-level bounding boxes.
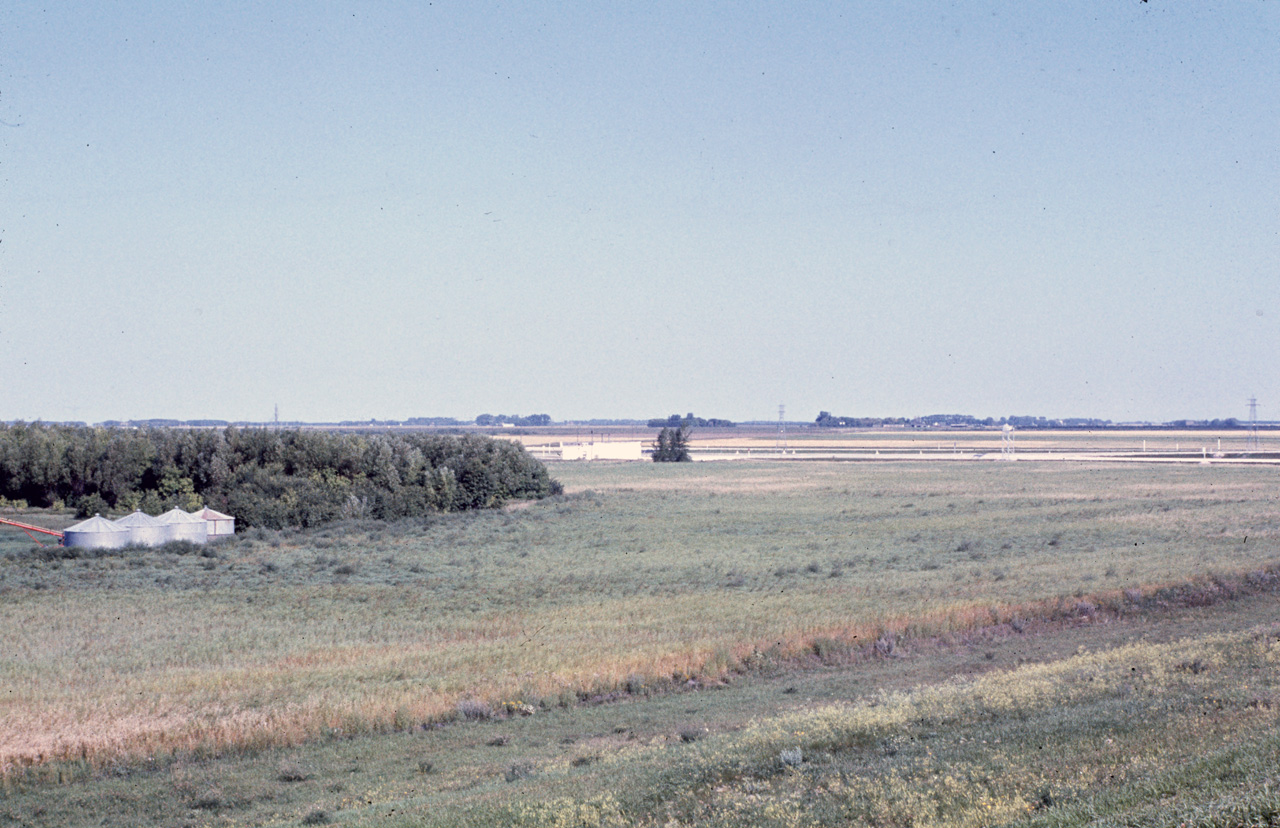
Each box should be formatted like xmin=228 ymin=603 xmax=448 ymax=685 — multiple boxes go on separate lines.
xmin=1001 ymin=424 xmax=1015 ymax=460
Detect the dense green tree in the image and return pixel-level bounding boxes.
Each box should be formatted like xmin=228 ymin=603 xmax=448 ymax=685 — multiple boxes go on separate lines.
xmin=0 ymin=423 xmax=562 ymax=529
xmin=651 ymin=426 xmax=692 ymax=462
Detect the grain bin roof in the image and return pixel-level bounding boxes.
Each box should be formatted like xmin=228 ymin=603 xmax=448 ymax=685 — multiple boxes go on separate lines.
xmin=114 ymin=510 xmax=162 ymax=527
xmin=157 ymin=507 xmax=205 ymax=525
xmin=191 ymin=507 xmax=234 ymax=521
xmin=64 ymin=515 xmax=128 ymax=534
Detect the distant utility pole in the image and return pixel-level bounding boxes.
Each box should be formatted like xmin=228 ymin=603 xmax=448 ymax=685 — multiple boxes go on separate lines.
xmin=776 ymin=403 xmax=787 ymax=452
xmin=274 ymin=404 xmax=280 ymax=431
xmin=1248 ymin=397 xmax=1260 ymax=451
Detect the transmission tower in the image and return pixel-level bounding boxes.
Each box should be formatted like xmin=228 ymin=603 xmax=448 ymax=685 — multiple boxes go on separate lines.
xmin=1248 ymin=397 xmax=1260 ymax=451
xmin=776 ymin=403 xmax=787 ymax=452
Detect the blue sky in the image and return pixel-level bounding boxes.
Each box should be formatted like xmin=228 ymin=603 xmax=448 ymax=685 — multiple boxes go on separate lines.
xmin=3 ymin=2 xmax=1277 ymax=424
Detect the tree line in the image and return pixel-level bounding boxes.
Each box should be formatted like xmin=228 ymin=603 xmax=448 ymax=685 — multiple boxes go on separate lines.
xmin=0 ymin=423 xmax=561 ymax=529
xmin=814 ymin=412 xmax=1117 ymax=429
xmin=646 ymin=413 xmax=735 ymax=429
xmin=474 ymin=413 xmax=552 ymax=427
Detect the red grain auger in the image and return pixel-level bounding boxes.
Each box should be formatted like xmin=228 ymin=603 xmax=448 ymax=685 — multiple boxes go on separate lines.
xmin=0 ymin=517 xmax=64 ymax=545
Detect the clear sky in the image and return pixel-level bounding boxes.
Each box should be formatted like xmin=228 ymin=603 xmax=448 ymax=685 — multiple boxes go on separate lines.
xmin=3 ymin=2 xmax=1277 ymax=424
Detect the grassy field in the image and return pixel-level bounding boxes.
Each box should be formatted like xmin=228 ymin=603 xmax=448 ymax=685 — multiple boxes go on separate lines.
xmin=2 ymin=460 xmax=1279 ymax=826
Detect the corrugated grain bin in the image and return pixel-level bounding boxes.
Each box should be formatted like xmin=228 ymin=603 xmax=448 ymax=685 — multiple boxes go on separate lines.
xmin=114 ymin=510 xmax=167 ymax=547
xmin=190 ymin=507 xmax=235 ymax=538
xmin=156 ymin=508 xmax=209 ymax=544
xmin=63 ymin=514 xmax=131 ymax=550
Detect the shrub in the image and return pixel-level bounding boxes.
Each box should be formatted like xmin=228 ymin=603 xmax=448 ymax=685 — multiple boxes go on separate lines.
xmin=457 ymin=699 xmax=492 ymax=721
xmin=679 ymin=727 xmax=704 ymax=743
xmin=158 ymin=539 xmax=200 ymax=556
xmin=192 ymin=787 xmax=223 ymax=810
xmin=73 ymin=493 xmax=110 ymax=518
xmin=277 ymin=760 xmax=308 ymax=782
xmin=504 ymin=762 xmax=536 ymax=782
xmin=812 ymin=637 xmax=845 ymax=662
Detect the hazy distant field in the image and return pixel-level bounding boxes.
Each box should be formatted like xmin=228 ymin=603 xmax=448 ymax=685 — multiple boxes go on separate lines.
xmin=511 ymin=426 xmax=1279 ymax=461
xmin=2 ymin=459 xmax=1278 ymax=784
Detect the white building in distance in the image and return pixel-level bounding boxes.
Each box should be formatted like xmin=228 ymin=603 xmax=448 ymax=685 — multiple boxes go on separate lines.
xmin=559 ymin=441 xmax=644 ymax=461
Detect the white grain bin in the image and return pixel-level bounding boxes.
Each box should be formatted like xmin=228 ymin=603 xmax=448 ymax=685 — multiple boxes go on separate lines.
xmin=114 ymin=510 xmax=167 ymax=547
xmin=190 ymin=506 xmax=235 ymax=538
xmin=156 ymin=507 xmax=209 ymax=544
xmin=63 ymin=514 xmax=132 ymax=550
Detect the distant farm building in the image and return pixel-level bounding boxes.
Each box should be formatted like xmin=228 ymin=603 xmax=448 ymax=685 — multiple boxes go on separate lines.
xmin=558 ymin=441 xmax=644 ymax=461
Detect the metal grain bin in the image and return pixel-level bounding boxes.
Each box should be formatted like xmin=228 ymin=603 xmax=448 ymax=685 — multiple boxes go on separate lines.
xmin=63 ymin=514 xmax=131 ymax=550
xmin=113 ymin=510 xmax=167 ymax=547
xmin=190 ymin=507 xmax=235 ymax=538
xmin=156 ymin=508 xmax=209 ymax=544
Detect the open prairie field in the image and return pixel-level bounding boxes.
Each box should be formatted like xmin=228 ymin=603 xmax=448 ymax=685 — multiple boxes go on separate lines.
xmin=2 ymin=460 xmax=1280 ymax=826
xmin=510 ymin=426 xmax=1280 ymax=462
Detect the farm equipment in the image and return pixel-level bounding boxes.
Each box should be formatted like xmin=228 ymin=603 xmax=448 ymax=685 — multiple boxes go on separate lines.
xmin=0 ymin=517 xmax=63 ymax=545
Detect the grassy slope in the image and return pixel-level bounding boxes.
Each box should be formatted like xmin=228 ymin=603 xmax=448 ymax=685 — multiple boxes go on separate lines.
xmin=3 ymin=462 xmax=1279 ymax=768
xmin=1 ymin=460 xmax=1279 ymax=825
xmin=4 ymin=592 xmax=1278 ymax=827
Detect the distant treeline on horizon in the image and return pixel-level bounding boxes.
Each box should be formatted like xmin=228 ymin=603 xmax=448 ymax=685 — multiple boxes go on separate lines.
xmin=815 ymin=412 xmax=1259 ymax=430
xmin=11 ymin=413 xmax=1268 ymax=431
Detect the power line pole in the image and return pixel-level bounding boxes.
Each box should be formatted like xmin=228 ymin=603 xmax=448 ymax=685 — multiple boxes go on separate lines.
xmin=1248 ymin=397 xmax=1260 ymax=451
xmin=776 ymin=403 xmax=787 ymax=453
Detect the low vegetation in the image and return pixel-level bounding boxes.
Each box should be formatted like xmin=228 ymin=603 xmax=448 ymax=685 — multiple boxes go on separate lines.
xmin=469 ymin=620 xmax=1280 ymax=828
xmin=2 ymin=459 xmax=1279 ymax=825
xmin=3 ymin=592 xmax=1277 ymax=827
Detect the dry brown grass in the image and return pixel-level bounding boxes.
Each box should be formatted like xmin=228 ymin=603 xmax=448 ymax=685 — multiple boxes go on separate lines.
xmin=3 ymin=460 xmax=1279 ymax=775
